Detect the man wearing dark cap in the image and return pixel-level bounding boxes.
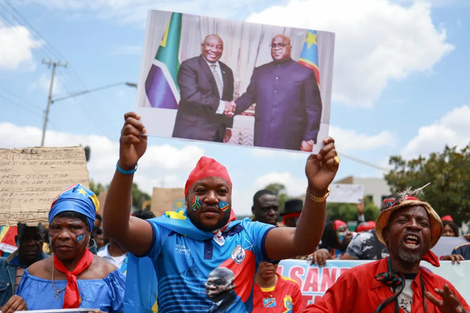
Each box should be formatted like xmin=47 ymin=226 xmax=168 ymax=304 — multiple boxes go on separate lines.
xmin=305 ymin=189 xmax=470 ymax=313
xmin=281 ymin=199 xmax=303 ymax=227
xmin=103 ymin=112 xmax=340 ymax=312
xmin=251 ymin=189 xmax=280 ymax=226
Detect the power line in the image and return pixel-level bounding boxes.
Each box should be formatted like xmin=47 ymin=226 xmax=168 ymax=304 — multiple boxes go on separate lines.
xmin=0 ymin=2 xmax=82 ymax=96
xmin=1 ymin=2 xmax=133 ymax=139
xmin=338 ymin=152 xmax=390 ymax=172
xmin=0 ymin=94 xmax=43 ymax=116
xmin=3 ymin=1 xmax=66 ymax=61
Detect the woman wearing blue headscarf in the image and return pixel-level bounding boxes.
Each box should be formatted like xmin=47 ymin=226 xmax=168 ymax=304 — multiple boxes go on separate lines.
xmin=1 ymin=184 xmax=125 ymax=313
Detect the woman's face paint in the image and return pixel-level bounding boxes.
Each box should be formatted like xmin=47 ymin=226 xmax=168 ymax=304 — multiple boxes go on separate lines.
xmin=49 ymin=236 xmax=53 ymax=246
xmin=77 ymin=234 xmax=85 ymax=244
xmin=192 ymin=197 xmax=202 ymax=211
xmin=219 ymin=201 xmax=230 ymax=212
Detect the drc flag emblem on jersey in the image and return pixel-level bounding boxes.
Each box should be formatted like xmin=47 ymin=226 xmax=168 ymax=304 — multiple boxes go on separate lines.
xmin=263 ymin=298 xmax=276 ymax=307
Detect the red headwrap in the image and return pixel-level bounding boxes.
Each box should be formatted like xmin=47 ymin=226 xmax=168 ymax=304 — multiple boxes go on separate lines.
xmin=441 ymin=215 xmax=453 ymax=222
xmin=184 ymin=157 xmax=232 ymax=196
xmin=356 ymin=221 xmax=375 ymax=233
xmin=333 ymin=220 xmax=347 ymax=231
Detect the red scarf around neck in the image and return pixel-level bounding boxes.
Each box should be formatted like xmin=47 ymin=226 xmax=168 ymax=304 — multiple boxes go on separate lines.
xmin=53 ymin=249 xmax=94 ymax=308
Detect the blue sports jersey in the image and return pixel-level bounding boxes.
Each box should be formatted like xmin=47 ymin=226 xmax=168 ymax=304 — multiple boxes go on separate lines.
xmin=146 ymin=212 xmax=274 ymax=313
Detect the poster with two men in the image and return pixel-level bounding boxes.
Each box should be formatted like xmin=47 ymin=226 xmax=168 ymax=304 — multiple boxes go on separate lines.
xmin=135 ymin=10 xmax=335 ymax=153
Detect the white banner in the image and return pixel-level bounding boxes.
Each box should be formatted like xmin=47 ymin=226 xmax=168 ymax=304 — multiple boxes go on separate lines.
xmin=328 ymin=184 xmax=364 ymax=203
xmin=278 ymin=259 xmax=470 ymax=309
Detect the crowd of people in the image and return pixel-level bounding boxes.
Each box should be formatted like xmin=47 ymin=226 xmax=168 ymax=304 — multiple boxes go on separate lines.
xmin=0 ymin=111 xmax=469 ymax=312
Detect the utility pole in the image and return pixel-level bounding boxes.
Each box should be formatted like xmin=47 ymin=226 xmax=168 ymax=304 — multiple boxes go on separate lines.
xmin=41 ymin=59 xmax=67 ymax=146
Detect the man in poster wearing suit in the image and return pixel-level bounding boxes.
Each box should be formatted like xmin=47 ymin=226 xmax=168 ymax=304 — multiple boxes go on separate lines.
xmin=232 ymin=34 xmax=322 ymax=152
xmin=172 ymin=34 xmax=235 ymax=143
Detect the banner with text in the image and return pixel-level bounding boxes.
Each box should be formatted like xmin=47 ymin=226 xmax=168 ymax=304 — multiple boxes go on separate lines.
xmin=278 ymin=259 xmax=470 ymax=309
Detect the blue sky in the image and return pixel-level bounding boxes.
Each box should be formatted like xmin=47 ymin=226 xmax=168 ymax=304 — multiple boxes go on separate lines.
xmin=1 ymin=0 xmax=469 ymax=216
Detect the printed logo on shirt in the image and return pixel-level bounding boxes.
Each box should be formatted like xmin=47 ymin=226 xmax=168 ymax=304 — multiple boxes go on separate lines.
xmin=263 ymin=298 xmax=276 ymax=308
xmin=231 ymin=245 xmax=245 ymax=264
xmin=283 ymin=295 xmax=293 ymax=312
xmin=175 ymin=244 xmax=191 ymax=258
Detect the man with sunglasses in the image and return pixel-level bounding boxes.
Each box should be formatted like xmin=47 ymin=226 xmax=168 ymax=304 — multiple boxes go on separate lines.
xmin=230 ymin=34 xmax=322 ymax=152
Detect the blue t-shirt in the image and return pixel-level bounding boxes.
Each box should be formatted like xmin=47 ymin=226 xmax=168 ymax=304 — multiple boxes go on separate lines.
xmin=16 ymin=268 xmax=125 ymax=312
xmin=147 ymin=217 xmax=274 ymax=313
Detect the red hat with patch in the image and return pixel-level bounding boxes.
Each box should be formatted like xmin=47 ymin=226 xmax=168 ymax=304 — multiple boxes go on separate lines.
xmin=184 ymin=157 xmax=232 ymax=196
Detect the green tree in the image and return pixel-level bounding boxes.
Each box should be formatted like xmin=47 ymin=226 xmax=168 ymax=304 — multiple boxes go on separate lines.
xmin=132 ymin=182 xmax=151 ymax=210
xmin=326 ymin=197 xmax=379 ymax=225
xmin=89 ymin=181 xmax=151 ymax=211
xmin=385 ymin=144 xmax=470 ymax=225
xmin=89 ymin=180 xmax=107 ymax=195
xmin=264 ymin=183 xmax=288 ymax=213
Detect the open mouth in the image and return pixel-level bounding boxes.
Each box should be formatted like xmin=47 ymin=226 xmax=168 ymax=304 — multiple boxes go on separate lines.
xmin=403 ymin=234 xmax=420 ymax=248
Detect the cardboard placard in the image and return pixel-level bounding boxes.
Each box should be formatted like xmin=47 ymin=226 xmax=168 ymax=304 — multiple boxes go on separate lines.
xmin=150 ymin=187 xmax=185 ymax=217
xmin=0 ymin=146 xmax=89 ymax=226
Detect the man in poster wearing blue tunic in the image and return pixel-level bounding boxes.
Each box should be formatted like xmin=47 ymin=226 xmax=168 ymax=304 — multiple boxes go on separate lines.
xmin=232 ymin=34 xmax=322 ymax=152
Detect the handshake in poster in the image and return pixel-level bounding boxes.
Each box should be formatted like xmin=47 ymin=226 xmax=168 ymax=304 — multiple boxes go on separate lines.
xmin=224 ymin=101 xmax=236 ymax=117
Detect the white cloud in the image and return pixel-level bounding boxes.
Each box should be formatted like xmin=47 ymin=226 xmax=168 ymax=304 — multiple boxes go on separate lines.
xmin=17 ymin=0 xmax=453 ymax=107
xmin=330 ymin=125 xmax=397 ymax=152
xmin=0 ymin=24 xmax=42 ymax=70
xmin=0 ymin=122 xmax=286 ymax=216
xmin=247 ymin=0 xmax=454 ymax=107
xmin=254 ymin=172 xmax=307 ymax=197
xmin=0 ymin=123 xmax=205 ymax=196
xmin=401 ymin=105 xmax=470 ymax=158
xmin=249 ymin=147 xmax=305 ymax=159
xmin=29 ymin=73 xmax=66 ymax=96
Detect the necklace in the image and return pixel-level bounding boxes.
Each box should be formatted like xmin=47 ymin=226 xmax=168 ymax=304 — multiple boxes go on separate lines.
xmin=51 ymin=263 xmax=66 ymax=300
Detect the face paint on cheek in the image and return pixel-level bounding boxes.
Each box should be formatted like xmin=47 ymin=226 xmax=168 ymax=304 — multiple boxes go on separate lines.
xmin=192 ymin=197 xmax=202 ymax=211
xmin=49 ymin=236 xmax=53 ymax=246
xmin=77 ymin=234 xmax=85 ymax=244
xmin=219 ymin=201 xmax=229 ymax=212
xmin=338 ymin=233 xmax=346 ymax=244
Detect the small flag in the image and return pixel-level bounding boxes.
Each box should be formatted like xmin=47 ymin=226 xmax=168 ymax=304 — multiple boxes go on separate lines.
xmin=0 ymin=226 xmax=18 ymax=254
xmin=298 ymin=30 xmax=320 ymax=85
xmin=263 ymin=298 xmax=276 ymax=308
xmin=145 ymin=13 xmax=182 ymax=109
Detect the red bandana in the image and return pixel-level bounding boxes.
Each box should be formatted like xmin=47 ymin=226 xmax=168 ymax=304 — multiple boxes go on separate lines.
xmin=53 ymin=249 xmax=94 ymax=308
xmin=333 ymin=220 xmax=347 ymax=231
xmin=185 ymin=157 xmax=232 ymax=196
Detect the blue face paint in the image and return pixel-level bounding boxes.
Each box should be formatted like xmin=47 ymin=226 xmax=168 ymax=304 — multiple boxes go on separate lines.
xmin=219 ymin=201 xmax=229 ymax=212
xmin=77 ymin=234 xmax=85 ymax=244
xmin=49 ymin=236 xmax=53 ymax=246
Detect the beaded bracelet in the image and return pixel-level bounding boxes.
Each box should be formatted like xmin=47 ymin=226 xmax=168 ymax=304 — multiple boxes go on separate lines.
xmin=306 ymin=187 xmax=330 ymax=203
xmin=116 ymin=161 xmax=138 ymax=175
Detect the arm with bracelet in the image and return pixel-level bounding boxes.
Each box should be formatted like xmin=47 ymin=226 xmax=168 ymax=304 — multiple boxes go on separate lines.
xmin=264 ymin=137 xmax=339 ymax=261
xmin=103 ymin=112 xmax=153 ymax=257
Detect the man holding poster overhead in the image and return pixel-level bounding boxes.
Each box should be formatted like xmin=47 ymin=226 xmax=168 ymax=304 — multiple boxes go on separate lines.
xmin=232 ymin=34 xmax=322 ymax=152
xmin=172 ymin=34 xmax=235 ymax=143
